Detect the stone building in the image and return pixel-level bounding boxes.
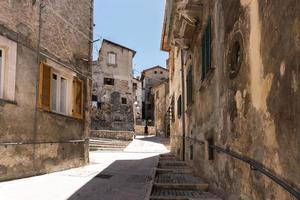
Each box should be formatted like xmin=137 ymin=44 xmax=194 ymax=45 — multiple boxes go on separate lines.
xmin=91 ymin=39 xmax=136 ymax=136
xmin=0 ymin=0 xmax=93 ymax=181
xmin=153 ymin=79 xmax=170 ymax=137
xmin=132 ymin=77 xmax=143 ymax=125
xmin=141 ymin=65 xmax=168 ymax=126
xmin=162 ymin=0 xmax=300 ymax=199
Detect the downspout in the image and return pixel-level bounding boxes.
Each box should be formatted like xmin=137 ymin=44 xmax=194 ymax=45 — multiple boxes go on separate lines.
xmin=33 ymin=0 xmax=44 ymax=172
xmin=180 ymin=49 xmax=186 ymax=161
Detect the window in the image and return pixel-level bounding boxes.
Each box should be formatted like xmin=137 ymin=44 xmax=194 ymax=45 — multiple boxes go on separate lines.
xmin=51 ymin=73 xmax=68 ymax=114
xmin=171 ymin=96 xmax=175 ymax=122
xmin=121 ymin=97 xmax=127 ymax=104
xmin=156 ymin=91 xmax=159 ymax=99
xmin=38 ymin=63 xmax=83 ymax=119
xmin=154 ymin=71 xmax=157 ymax=74
xmin=92 ymin=95 xmax=98 ymax=102
xmin=201 ymin=19 xmax=212 ymax=80
xmin=160 ymin=71 xmax=163 ymax=74
xmin=107 ymin=52 xmax=116 ymax=65
xmin=186 ymin=66 xmax=193 ymax=106
xmin=0 ymin=36 xmax=17 ymax=101
xmin=104 ymin=77 xmax=114 ymax=85
xmin=133 ymin=82 xmax=137 ymax=89
xmin=177 ymin=95 xmax=182 ymax=117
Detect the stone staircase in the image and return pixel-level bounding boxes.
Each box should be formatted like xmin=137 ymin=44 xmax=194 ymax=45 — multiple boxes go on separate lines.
xmin=89 ymin=138 xmax=131 ymax=151
xmin=149 ymin=154 xmax=222 ymax=200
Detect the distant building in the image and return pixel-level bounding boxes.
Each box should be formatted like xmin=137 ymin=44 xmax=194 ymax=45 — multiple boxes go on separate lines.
xmin=91 ymin=39 xmax=136 ymax=133
xmin=141 ymin=66 xmax=168 ymax=126
xmin=132 ymin=77 xmax=143 ymax=125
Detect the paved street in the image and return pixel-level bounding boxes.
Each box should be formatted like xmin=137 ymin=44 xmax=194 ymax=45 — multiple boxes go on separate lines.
xmin=0 ymin=136 xmax=169 ymax=200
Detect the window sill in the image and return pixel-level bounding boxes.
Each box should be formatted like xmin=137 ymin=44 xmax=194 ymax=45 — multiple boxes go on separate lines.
xmin=39 ymin=109 xmax=83 ymax=121
xmin=0 ymin=98 xmax=17 ymax=106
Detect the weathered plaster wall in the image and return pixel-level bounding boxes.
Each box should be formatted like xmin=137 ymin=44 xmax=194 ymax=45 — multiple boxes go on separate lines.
xmin=0 ymin=0 xmax=92 ymax=181
xmin=154 ymin=81 xmax=169 ymax=136
xmin=168 ymin=0 xmax=300 ymax=199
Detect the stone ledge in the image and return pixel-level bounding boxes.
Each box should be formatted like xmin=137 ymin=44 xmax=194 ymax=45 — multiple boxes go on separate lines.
xmin=90 ymin=130 xmax=135 ymax=141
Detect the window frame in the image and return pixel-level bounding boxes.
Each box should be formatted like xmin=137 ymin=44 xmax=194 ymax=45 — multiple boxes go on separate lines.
xmin=107 ymin=52 xmax=117 ymax=66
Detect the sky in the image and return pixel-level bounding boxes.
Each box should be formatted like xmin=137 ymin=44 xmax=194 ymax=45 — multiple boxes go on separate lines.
xmin=93 ymin=0 xmax=168 ymax=77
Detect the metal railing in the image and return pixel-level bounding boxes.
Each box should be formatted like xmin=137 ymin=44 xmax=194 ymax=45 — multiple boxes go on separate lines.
xmin=208 ymin=144 xmax=300 ymax=199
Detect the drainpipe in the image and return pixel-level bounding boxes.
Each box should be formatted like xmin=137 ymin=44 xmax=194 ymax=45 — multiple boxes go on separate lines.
xmin=180 ymin=49 xmax=186 ymax=161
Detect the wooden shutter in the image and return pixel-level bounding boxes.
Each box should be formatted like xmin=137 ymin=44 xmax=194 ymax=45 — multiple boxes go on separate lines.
xmin=38 ymin=63 xmax=51 ymax=111
xmin=72 ymin=77 xmax=83 ymax=119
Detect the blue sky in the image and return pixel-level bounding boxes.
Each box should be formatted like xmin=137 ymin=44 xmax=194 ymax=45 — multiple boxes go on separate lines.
xmin=93 ymin=0 xmax=168 ymax=77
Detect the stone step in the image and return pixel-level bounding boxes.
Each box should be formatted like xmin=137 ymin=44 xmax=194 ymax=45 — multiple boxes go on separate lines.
xmin=158 ymin=161 xmax=187 ymax=167
xmin=153 ymin=182 xmax=209 ymax=191
xmin=150 ymin=188 xmax=221 ymax=200
xmin=155 ymin=168 xmax=194 ymax=174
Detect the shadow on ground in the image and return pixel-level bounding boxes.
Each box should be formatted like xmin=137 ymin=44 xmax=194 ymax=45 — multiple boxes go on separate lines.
xmin=135 ymin=136 xmax=170 ymax=149
xmin=68 ymin=155 xmax=158 ymax=200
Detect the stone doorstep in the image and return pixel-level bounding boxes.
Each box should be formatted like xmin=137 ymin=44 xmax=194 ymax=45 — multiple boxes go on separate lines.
xmin=153 ymin=183 xmax=209 ymax=191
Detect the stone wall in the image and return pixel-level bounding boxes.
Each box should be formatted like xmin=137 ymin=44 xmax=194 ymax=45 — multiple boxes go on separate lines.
xmin=135 ymin=125 xmax=156 ymax=135
xmin=163 ymin=0 xmax=300 ymax=199
xmin=0 ymin=0 xmax=93 ymax=181
xmin=91 ymin=130 xmax=134 ymax=141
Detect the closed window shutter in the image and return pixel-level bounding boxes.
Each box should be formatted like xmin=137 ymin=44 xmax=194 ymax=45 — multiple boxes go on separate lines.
xmin=72 ymin=77 xmax=83 ymax=119
xmin=38 ymin=63 xmax=51 ymax=111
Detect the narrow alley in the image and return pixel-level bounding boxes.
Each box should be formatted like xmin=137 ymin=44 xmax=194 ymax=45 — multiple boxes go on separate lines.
xmin=0 ymin=0 xmax=299 ymax=200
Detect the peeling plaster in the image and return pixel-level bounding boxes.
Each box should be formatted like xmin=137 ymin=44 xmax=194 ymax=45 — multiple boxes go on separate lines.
xmin=291 ymin=71 xmax=298 ymax=92
xmin=280 ymin=61 xmax=286 ymax=77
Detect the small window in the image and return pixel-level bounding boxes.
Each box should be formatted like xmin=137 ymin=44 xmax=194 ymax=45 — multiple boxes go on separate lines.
xmin=121 ymin=97 xmax=127 ymax=104
xmin=104 ymin=77 xmax=114 ymax=85
xmin=177 ymin=95 xmax=182 ymax=117
xmin=156 ymin=91 xmax=159 ymax=99
xmin=160 ymin=71 xmax=163 ymax=74
xmin=92 ymin=95 xmax=98 ymax=102
xmin=171 ymin=96 xmax=175 ymax=122
xmin=190 ymin=145 xmax=194 ymax=160
xmin=186 ymin=66 xmax=193 ymax=106
xmin=201 ymin=19 xmax=212 ymax=80
xmin=133 ymin=82 xmax=137 ymax=89
xmin=147 ymin=103 xmax=152 ymax=110
xmin=154 ymin=71 xmax=157 ymax=74
xmin=107 ymin=52 xmax=116 ymax=65
xmin=228 ymin=36 xmax=243 ymax=79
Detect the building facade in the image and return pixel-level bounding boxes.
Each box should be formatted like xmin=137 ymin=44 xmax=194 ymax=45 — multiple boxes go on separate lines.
xmin=0 ymin=0 xmax=93 ymax=181
xmin=141 ymin=66 xmax=168 ymax=126
xmin=91 ymin=39 xmax=136 ymax=132
xmin=162 ymin=0 xmax=300 ymax=199
xmin=153 ymin=79 xmax=170 ymax=137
